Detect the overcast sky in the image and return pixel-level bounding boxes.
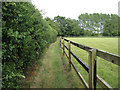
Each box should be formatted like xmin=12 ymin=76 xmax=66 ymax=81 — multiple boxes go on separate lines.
xmin=31 ymin=0 xmax=120 ymax=19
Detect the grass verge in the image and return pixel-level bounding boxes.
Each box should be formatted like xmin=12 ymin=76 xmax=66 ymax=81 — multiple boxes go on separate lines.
xmin=21 ymin=38 xmax=85 ymax=88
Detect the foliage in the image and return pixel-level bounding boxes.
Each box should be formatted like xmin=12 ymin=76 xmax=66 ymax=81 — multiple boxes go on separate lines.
xmin=78 ymin=13 xmax=119 ymax=36
xmin=53 ymin=13 xmax=119 ymax=37
xmin=103 ymin=14 xmax=118 ymax=36
xmin=54 ymin=16 xmax=84 ymax=36
xmin=2 ymin=2 xmax=57 ymax=88
xmin=44 ymin=17 xmax=58 ymax=42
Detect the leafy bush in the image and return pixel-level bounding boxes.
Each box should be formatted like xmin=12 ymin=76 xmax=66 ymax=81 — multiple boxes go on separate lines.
xmin=2 ymin=2 xmax=57 ymax=88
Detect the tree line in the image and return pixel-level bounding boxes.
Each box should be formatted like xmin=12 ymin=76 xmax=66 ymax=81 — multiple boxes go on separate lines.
xmin=52 ymin=13 xmax=119 ymax=37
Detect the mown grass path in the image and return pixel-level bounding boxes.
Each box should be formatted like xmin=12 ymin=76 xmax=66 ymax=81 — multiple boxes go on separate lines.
xmin=22 ymin=39 xmax=84 ymax=88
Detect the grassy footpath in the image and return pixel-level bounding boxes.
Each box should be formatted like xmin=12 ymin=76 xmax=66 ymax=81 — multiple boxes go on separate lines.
xmin=22 ymin=38 xmax=84 ymax=88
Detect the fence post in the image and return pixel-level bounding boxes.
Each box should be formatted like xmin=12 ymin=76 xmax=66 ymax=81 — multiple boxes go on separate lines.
xmin=60 ymin=36 xmax=61 ymax=48
xmin=68 ymin=40 xmax=71 ymax=71
xmin=63 ymin=39 xmax=64 ymax=55
xmin=89 ymin=49 xmax=97 ymax=89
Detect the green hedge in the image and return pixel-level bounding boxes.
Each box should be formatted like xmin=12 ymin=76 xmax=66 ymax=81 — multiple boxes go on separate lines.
xmin=2 ymin=2 xmax=57 ymax=88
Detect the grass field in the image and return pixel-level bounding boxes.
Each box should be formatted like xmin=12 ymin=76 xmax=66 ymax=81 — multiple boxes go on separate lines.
xmin=63 ymin=37 xmax=119 ymax=88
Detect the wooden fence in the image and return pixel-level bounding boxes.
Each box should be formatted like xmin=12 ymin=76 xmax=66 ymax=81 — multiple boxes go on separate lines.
xmin=60 ymin=37 xmax=120 ymax=89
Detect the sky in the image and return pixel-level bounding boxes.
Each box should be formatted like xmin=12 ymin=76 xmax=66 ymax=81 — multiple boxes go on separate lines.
xmin=31 ymin=0 xmax=120 ymax=19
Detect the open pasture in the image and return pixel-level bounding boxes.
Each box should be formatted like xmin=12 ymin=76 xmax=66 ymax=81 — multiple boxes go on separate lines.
xmin=64 ymin=37 xmax=119 ymax=88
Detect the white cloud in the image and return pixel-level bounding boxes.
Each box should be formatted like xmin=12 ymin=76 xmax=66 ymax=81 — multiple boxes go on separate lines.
xmin=31 ymin=0 xmax=119 ymax=19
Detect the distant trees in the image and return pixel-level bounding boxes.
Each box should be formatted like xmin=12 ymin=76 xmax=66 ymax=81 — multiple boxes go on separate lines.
xmin=78 ymin=13 xmax=119 ymax=36
xmin=103 ymin=14 xmax=118 ymax=36
xmin=54 ymin=13 xmax=119 ymax=37
xmin=54 ymin=16 xmax=84 ymax=36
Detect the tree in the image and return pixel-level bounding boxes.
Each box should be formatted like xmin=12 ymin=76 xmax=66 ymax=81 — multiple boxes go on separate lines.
xmin=78 ymin=13 xmax=119 ymax=36
xmin=54 ymin=16 xmax=84 ymax=36
xmin=103 ymin=14 xmax=118 ymax=36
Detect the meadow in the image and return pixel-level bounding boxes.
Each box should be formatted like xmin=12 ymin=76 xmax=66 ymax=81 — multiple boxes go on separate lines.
xmin=63 ymin=37 xmax=119 ymax=88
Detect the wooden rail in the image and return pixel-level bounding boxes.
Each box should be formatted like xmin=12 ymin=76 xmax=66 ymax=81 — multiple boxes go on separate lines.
xmin=60 ymin=37 xmax=120 ymax=89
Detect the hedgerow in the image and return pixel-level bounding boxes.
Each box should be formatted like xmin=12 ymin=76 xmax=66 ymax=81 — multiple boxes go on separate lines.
xmin=2 ymin=2 xmax=57 ymax=88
